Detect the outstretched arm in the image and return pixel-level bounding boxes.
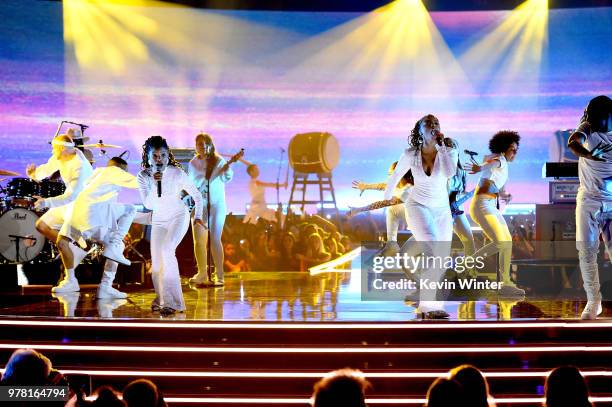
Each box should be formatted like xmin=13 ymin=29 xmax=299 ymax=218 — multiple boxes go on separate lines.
xmin=384 ymin=153 xmax=411 ymax=200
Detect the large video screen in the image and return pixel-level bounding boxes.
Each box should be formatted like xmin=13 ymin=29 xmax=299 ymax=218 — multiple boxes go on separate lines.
xmin=1 ymin=0 xmax=610 ymax=212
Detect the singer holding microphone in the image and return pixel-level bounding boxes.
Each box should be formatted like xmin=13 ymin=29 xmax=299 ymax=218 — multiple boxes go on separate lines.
xmin=187 ymin=133 xmax=233 ymax=287
xmin=137 ymin=136 xmax=204 ymax=316
xmin=384 ymin=114 xmax=458 ymax=319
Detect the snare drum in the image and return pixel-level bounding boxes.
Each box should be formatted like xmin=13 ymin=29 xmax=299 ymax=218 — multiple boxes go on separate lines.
xmin=0 ymin=207 xmax=46 ymax=262
xmin=5 ymin=178 xmax=40 ymax=209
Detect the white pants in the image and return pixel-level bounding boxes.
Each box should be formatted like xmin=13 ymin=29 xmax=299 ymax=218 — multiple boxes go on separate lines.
xmin=470 ymin=196 xmax=512 ymax=282
xmin=60 ymin=203 xmax=136 ymax=247
xmin=192 ymin=201 xmax=226 ymax=281
xmin=405 ymin=199 xmax=453 ymax=305
xmin=453 ymin=213 xmax=475 ymax=257
xmin=151 ymin=211 xmax=190 ymax=311
xmin=576 ymin=193 xmax=612 ymax=302
xmin=386 ymin=203 xmax=408 ymax=242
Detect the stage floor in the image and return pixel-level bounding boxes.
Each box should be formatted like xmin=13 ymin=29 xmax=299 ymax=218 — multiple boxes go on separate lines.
xmin=0 ymin=270 xmax=607 ymax=321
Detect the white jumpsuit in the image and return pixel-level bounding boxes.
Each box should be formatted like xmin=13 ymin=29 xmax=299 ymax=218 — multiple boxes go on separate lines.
xmin=59 ymin=166 xmax=138 ymax=247
xmin=188 ymin=155 xmax=232 ymax=282
xmin=574 ymin=122 xmax=612 ymax=304
xmin=385 ymin=145 xmax=458 ymax=311
xmin=137 ymin=166 xmax=203 ymax=311
xmin=32 ymin=149 xmax=93 ymax=230
xmin=243 ymin=179 xmax=277 ymax=224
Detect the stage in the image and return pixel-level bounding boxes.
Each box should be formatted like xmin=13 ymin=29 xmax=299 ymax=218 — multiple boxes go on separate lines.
xmin=0 ymin=270 xmax=608 ymax=321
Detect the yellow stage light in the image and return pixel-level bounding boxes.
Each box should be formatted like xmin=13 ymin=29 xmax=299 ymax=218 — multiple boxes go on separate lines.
xmin=460 ymin=0 xmax=549 ymax=99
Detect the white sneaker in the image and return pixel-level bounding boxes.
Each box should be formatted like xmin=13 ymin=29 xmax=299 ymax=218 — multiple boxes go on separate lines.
xmin=97 ymin=284 xmax=128 ymax=299
xmin=381 ymin=241 xmax=400 ymax=257
xmin=52 ymin=278 xmax=80 ymax=293
xmin=581 ymin=301 xmax=603 ymax=320
xmin=103 ymin=241 xmax=130 ymax=266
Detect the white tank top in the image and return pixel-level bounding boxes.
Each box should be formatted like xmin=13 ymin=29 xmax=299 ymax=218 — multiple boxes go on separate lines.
xmin=480 ymin=155 xmax=508 ymax=189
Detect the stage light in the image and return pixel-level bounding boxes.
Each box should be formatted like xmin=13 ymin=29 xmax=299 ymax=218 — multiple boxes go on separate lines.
xmin=460 ymin=0 xmax=549 ymax=102
xmin=281 ymin=0 xmax=470 ymax=112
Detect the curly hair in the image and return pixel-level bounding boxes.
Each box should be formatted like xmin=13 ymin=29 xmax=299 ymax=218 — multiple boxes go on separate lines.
xmin=581 ymin=95 xmax=612 ymax=133
xmin=409 ymin=114 xmax=443 ymax=150
xmin=140 ymin=135 xmax=182 ymax=170
xmin=488 ymin=130 xmax=520 ymax=154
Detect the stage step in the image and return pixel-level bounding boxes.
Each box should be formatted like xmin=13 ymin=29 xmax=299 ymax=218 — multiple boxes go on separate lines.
xmin=0 ymin=318 xmax=611 ymax=406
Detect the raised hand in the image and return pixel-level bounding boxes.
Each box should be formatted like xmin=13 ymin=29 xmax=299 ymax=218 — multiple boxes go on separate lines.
xmin=26 ymin=164 xmax=36 ymax=179
xmin=464 ymin=162 xmax=482 ymax=174
xmin=352 ymin=180 xmax=366 ymax=191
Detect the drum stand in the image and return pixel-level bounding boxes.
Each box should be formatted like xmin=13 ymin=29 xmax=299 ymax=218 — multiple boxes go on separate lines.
xmin=288 ymin=172 xmax=340 ymax=219
xmin=8 ymin=234 xmax=32 ymax=286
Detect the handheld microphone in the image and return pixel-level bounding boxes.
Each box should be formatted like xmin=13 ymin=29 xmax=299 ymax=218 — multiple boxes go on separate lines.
xmin=156 ymin=163 xmax=163 ymax=197
xmin=464 ymin=149 xmax=478 ymax=156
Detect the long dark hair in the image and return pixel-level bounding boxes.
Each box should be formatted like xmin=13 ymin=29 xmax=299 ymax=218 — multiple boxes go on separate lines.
xmin=140 ymin=135 xmax=181 ymax=170
xmin=581 ymin=95 xmax=612 ymax=133
xmin=545 ymin=366 xmax=592 ymax=407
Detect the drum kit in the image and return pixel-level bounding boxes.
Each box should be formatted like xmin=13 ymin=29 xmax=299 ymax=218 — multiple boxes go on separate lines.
xmin=0 ymin=141 xmax=124 ymax=265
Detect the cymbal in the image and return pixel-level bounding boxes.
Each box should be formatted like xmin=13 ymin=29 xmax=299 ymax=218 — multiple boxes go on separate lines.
xmin=82 ymin=143 xmax=122 ymax=149
xmin=0 ymin=169 xmax=20 ymax=176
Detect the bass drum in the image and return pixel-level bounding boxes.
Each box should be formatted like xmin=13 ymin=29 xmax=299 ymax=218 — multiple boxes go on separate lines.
xmin=0 ymin=208 xmax=46 ymax=262
xmin=288 ymin=132 xmax=339 ymax=173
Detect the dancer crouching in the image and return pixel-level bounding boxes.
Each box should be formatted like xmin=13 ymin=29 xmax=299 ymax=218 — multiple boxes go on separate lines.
xmin=137 ymin=136 xmax=204 ymax=316
xmin=384 ymin=114 xmax=458 ymax=319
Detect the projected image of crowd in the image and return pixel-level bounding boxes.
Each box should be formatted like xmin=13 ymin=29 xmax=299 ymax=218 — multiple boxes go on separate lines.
xmin=1 ymin=348 xmax=595 ymax=407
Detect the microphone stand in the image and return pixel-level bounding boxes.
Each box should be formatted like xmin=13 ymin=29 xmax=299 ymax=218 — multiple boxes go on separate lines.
xmin=206 ymin=162 xmax=214 ymax=283
xmin=276 ymin=148 xmax=284 ymax=227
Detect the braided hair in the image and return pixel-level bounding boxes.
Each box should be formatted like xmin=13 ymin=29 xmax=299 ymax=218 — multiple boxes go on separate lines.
xmin=140 ymin=135 xmax=182 ymax=170
xmin=581 ymin=95 xmax=612 ymax=133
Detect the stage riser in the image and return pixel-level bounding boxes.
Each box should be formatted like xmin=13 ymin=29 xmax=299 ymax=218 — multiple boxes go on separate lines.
xmin=2 ymin=319 xmax=611 ymax=406
xmin=0 ymin=349 xmax=610 ymax=371
xmin=85 ymin=375 xmax=612 ymax=397
xmin=1 ymin=326 xmax=611 ymax=346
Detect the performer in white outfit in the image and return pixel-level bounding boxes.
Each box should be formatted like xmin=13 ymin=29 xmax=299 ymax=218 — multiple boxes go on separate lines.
xmin=446 ymin=142 xmax=475 ymax=259
xmin=243 ymin=163 xmax=287 ymax=225
xmin=351 ymin=162 xmax=412 ymax=254
xmin=58 ymin=156 xmax=138 ymax=298
xmin=567 ymin=95 xmax=612 ymax=319
xmin=466 ymin=131 xmax=525 ymax=297
xmin=188 ymin=133 xmax=233 ymax=287
xmin=26 ymin=134 xmax=94 ymax=293
xmin=384 ymin=114 xmax=458 ymax=319
xmin=137 ymin=136 xmax=204 ymax=316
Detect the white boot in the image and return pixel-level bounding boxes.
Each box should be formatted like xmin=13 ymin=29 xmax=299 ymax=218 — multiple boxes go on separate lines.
xmin=581 ymin=296 xmax=603 ymax=320
xmin=103 ymin=239 xmax=130 ymax=266
xmin=52 ymin=268 xmax=80 ymax=293
xmin=97 ymin=261 xmax=127 ymax=299
xmin=189 ymin=272 xmax=212 ymax=285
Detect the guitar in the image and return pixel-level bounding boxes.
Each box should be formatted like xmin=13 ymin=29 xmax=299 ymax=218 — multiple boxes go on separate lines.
xmin=201 ymin=149 xmax=244 ymax=193
xmin=185 ymin=149 xmax=245 ymax=207
xmin=449 ymin=189 xmax=475 ymax=217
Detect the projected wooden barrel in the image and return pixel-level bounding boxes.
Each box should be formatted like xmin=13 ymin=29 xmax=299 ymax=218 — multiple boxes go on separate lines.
xmin=288 ymin=132 xmax=340 ymax=173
